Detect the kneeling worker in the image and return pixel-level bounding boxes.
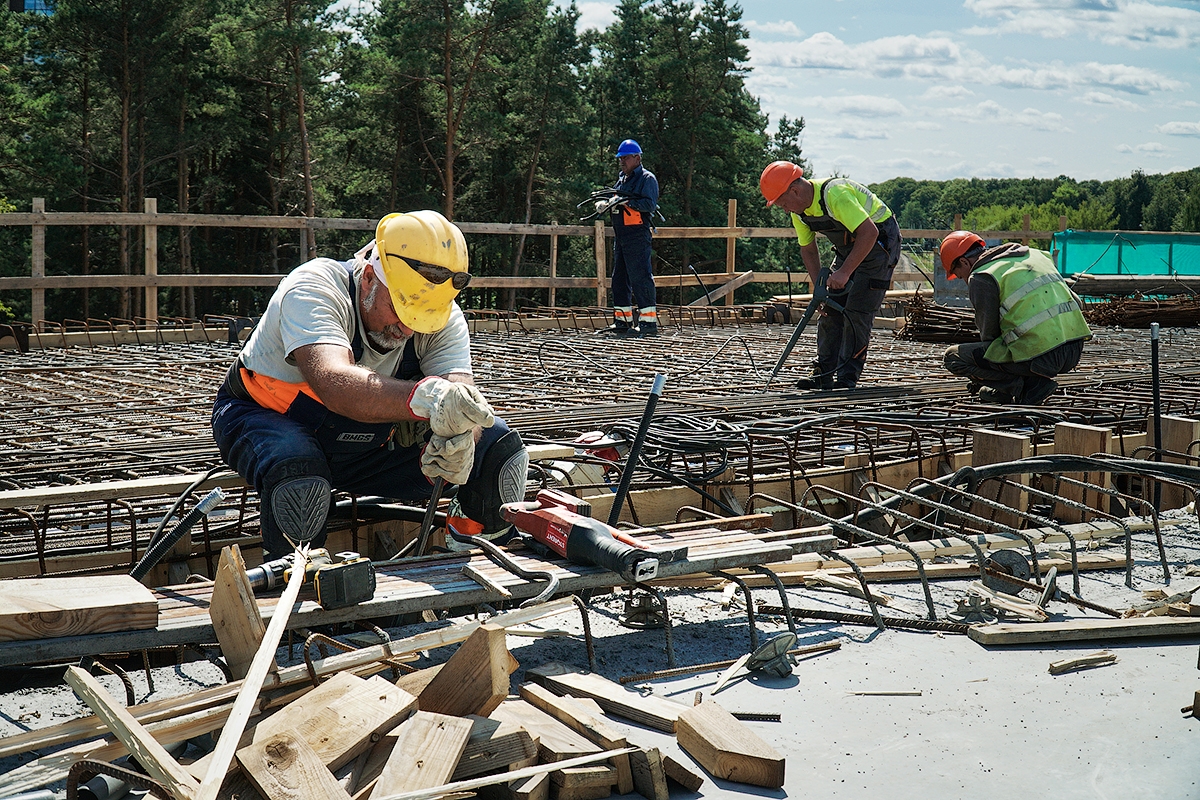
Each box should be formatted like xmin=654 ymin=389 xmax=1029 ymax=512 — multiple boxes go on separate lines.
xmin=211 ymin=210 xmax=529 ymax=559
xmin=939 ymin=231 xmax=1091 ymax=405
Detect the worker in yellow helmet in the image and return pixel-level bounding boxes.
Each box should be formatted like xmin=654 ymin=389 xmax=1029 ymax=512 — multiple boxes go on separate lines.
xmin=211 ymin=210 xmax=528 ymax=559
xmin=939 ymin=230 xmax=1092 ymax=405
xmin=759 ymin=161 xmax=902 ymax=390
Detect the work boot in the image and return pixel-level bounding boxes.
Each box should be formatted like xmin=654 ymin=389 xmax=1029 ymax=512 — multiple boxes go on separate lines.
xmin=597 ymin=323 xmax=630 ymax=336
xmin=1019 ymin=376 xmax=1058 ymax=405
xmin=795 ymin=375 xmax=834 ymax=390
xmin=977 ymin=386 xmax=1015 ymax=404
xmin=832 ymin=379 xmax=856 ymax=391
xmin=634 ymin=322 xmax=659 ymax=337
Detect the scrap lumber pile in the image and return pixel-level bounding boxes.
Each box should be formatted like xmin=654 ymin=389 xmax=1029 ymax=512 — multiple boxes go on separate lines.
xmin=0 ymin=567 xmax=786 ymax=800
xmin=896 ymin=295 xmax=978 ymax=343
xmin=1082 ymin=297 xmax=1200 ymax=328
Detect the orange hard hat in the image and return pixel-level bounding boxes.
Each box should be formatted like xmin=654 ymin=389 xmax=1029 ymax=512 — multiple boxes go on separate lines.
xmin=759 ymin=161 xmax=804 ymax=206
xmin=939 ymin=231 xmax=986 ymax=279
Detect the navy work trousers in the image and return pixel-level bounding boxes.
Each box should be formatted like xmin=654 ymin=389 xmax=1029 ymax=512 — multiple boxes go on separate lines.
xmin=211 ymin=387 xmax=512 ymax=558
xmin=611 ymin=227 xmax=656 ymax=314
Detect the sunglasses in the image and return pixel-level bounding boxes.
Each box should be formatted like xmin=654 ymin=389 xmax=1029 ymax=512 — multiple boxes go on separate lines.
xmin=384 ymin=253 xmax=472 ymax=290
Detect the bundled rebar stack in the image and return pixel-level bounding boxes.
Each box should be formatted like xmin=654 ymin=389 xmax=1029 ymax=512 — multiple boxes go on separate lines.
xmin=897 ymin=294 xmax=978 ymax=343
xmin=1083 ymin=297 xmax=1200 ymax=329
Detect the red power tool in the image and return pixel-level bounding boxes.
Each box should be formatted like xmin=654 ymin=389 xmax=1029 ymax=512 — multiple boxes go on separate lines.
xmin=501 ymin=488 xmax=679 ymax=584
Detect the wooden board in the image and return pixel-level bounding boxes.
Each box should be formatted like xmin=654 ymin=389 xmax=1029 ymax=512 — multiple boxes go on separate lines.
xmin=489 ymin=699 xmax=602 ymax=762
xmin=1053 ymin=422 xmax=1113 ymax=521
xmin=971 ymin=428 xmax=1031 ymax=530
xmin=452 ymin=716 xmax=539 ymax=781
xmin=237 ymin=731 xmax=351 ymax=800
xmin=209 ymin=544 xmax=269 ymax=680
xmin=968 ymin=616 xmax=1200 ymax=645
xmin=417 ymin=624 xmax=515 ymax=717
xmin=369 ymin=712 xmax=473 ymax=800
xmin=675 ymin=701 xmax=784 ymax=789
xmin=190 ymin=672 xmax=415 ymax=779
xmin=517 ymin=683 xmax=633 ymax=795
xmin=525 ymin=663 xmax=686 ymax=733
xmin=0 ymin=575 xmax=158 ymax=643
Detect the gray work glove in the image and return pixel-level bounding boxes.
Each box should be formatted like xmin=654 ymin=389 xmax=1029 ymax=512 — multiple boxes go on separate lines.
xmin=407 ymin=377 xmax=495 ymax=437
xmin=421 ymin=431 xmax=475 ymax=485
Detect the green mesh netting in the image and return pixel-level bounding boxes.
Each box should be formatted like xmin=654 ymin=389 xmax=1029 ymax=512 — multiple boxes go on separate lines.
xmin=1052 ymin=230 xmax=1200 ymax=276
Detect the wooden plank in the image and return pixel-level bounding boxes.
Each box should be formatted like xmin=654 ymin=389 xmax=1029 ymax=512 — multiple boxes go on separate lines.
xmin=1053 ymin=422 xmax=1113 ymax=521
xmin=489 ymin=699 xmax=601 ymax=762
xmin=452 ymin=716 xmax=539 ymax=781
xmin=525 ymin=663 xmax=686 ymax=733
xmin=368 ymin=712 xmax=473 ymax=800
xmin=627 ymin=748 xmax=669 ymax=800
xmin=417 ymin=623 xmax=514 ymax=717
xmin=971 ymin=428 xmax=1031 ymax=529
xmin=510 ymin=771 xmax=549 ymax=800
xmin=517 ymin=683 xmax=633 ymax=795
xmin=209 ymin=544 xmax=270 ymax=680
xmin=1155 ymin=415 xmax=1200 ymax=511
xmin=967 ymin=616 xmax=1200 ymax=645
xmin=193 ymin=552 xmax=307 ymax=800
xmin=0 ymin=575 xmax=157 ymax=643
xmin=675 ymin=701 xmax=784 ymax=789
xmin=688 ymin=271 xmax=754 ymax=306
xmin=549 ymin=766 xmax=616 ymax=789
xmin=237 ymin=731 xmax=352 ymax=800
xmin=190 ymin=672 xmax=416 ymax=780
xmin=64 ymin=666 xmax=200 ymax=800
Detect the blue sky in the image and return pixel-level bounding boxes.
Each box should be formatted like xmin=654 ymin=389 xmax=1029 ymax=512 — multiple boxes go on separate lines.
xmin=569 ymin=0 xmax=1200 ymax=184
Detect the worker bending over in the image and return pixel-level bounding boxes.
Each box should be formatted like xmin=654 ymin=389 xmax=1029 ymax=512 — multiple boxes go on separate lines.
xmin=759 ymin=161 xmax=901 ymax=390
xmin=211 ymin=210 xmax=528 ymax=559
xmin=939 ymin=231 xmax=1092 ymax=405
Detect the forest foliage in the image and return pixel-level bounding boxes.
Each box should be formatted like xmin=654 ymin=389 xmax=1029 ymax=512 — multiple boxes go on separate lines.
xmin=1 ymin=0 xmax=1199 ymax=323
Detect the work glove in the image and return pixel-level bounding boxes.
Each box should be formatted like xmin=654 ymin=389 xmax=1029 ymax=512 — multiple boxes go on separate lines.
xmin=594 ymin=196 xmax=625 ymax=215
xmin=407 ymin=377 xmax=495 ymax=438
xmin=421 ymin=431 xmax=475 ymax=485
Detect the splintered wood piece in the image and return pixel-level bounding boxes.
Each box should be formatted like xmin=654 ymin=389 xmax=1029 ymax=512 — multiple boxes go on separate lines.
xmin=509 ymin=771 xmax=549 ymax=800
xmin=418 ymin=624 xmax=515 ymax=717
xmin=452 ymin=716 xmax=539 ymax=781
xmin=1048 ymin=650 xmax=1118 ymax=675
xmin=627 ymin=748 xmax=669 ymax=800
xmin=517 ymin=683 xmax=633 ymax=795
xmin=368 ymin=712 xmax=474 ymax=800
xmin=675 ymin=701 xmax=784 ymax=789
xmin=209 ymin=544 xmax=271 ymax=680
xmin=237 ymin=730 xmax=351 ymax=800
xmin=195 ymin=549 xmax=308 ymax=800
xmin=968 ymin=581 xmax=1049 ymax=622
xmin=64 ymin=666 xmax=200 ymax=800
xmin=396 ymin=664 xmax=443 ymax=696
xmin=968 ymin=615 xmax=1200 ymax=645
xmin=525 ymin=663 xmax=686 ymax=733
xmin=550 ymin=766 xmax=616 ymax=790
xmin=0 ymin=575 xmax=158 ymax=643
xmin=490 ymin=699 xmax=601 ymax=762
xmin=193 ymin=672 xmax=416 ymax=780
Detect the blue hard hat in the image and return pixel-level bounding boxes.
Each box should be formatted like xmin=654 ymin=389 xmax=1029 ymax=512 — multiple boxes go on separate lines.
xmin=616 ymin=139 xmax=642 ymax=157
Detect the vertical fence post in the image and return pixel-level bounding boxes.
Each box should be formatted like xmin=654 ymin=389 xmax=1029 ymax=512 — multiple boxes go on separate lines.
xmin=549 ymin=232 xmax=558 ymax=308
xmin=725 ymin=199 xmax=737 ymax=307
xmin=594 ymin=219 xmax=607 ymax=308
xmin=953 ymin=213 xmax=962 ymax=231
xmin=1021 ymin=213 xmax=1031 ymax=246
xmin=31 ymin=197 xmax=45 ymax=329
xmin=144 ymin=197 xmax=158 ymax=322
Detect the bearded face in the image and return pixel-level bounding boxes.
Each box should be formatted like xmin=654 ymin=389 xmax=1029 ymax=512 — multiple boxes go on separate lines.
xmin=361 ymin=279 xmax=412 ymax=352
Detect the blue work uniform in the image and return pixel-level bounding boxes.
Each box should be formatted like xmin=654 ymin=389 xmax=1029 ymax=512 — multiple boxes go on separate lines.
xmin=610 ymin=165 xmax=659 ymax=330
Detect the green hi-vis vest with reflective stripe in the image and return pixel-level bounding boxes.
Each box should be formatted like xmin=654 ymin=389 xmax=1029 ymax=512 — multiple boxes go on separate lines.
xmin=977 ymin=249 xmax=1092 ymax=363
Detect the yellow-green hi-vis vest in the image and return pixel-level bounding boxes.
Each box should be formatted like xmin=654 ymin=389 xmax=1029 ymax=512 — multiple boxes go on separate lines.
xmin=977 ymin=249 xmax=1092 ymax=363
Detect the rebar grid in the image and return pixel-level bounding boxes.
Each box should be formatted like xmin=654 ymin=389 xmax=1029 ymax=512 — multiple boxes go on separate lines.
xmin=4 ymin=318 xmax=1200 ymax=574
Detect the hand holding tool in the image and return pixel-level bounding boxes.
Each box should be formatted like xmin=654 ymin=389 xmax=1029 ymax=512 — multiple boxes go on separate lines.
xmin=421 ymin=430 xmax=475 ymax=485
xmin=765 ymin=268 xmax=846 ymax=389
xmin=407 ymin=377 xmax=495 ymax=437
xmin=244 ymin=548 xmax=375 ymax=610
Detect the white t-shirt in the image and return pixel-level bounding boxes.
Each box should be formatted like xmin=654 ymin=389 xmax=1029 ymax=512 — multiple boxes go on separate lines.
xmin=239 ymin=257 xmax=473 ymax=384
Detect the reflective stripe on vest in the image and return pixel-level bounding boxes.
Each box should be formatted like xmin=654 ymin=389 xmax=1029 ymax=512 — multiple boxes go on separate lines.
xmin=977 ymin=250 xmax=1092 ymax=363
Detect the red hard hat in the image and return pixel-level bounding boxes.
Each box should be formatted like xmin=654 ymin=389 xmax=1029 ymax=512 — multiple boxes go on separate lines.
xmin=939 ymin=231 xmax=986 ymax=279
xmin=759 ymin=161 xmax=804 ymax=206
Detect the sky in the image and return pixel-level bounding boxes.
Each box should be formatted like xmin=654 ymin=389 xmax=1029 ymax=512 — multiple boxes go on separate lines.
xmin=566 ymin=0 xmax=1200 ymax=185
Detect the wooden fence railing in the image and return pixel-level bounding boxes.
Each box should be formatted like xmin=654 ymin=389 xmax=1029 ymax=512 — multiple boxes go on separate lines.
xmin=0 ymin=198 xmax=1065 ymax=326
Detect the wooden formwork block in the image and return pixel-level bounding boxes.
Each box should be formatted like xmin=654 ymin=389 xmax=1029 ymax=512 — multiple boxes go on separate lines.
xmin=209 ymin=544 xmax=270 ymax=681
xmin=675 ymin=701 xmax=784 ymax=789
xmin=970 ymin=428 xmax=1031 ymax=531
xmin=1150 ymin=415 xmax=1200 ymax=511
xmin=1052 ymin=422 xmax=1113 ymax=522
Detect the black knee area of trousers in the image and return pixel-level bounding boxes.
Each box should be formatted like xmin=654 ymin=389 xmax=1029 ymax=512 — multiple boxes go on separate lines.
xmin=457 ymin=429 xmax=529 ymax=534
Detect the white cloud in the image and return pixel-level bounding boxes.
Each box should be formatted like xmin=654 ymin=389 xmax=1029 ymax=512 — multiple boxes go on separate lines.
xmin=923 ymin=85 xmax=976 ymax=100
xmin=805 ymin=95 xmax=908 ymax=117
xmin=1157 ymin=120 xmax=1200 ymax=136
xmin=830 ymin=128 xmax=891 ymax=140
xmin=574 ymin=0 xmax=616 ymax=31
xmin=1080 ymin=91 xmax=1142 ymax=110
xmin=748 ymin=33 xmax=1183 ymax=95
xmin=744 ymin=19 xmax=804 ymax=37
xmin=963 ymin=0 xmax=1200 ymax=49
xmin=939 ymin=100 xmax=1071 ymax=131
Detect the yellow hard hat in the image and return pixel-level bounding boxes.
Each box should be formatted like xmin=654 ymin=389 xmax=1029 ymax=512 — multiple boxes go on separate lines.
xmin=374 ymin=210 xmax=470 ymax=333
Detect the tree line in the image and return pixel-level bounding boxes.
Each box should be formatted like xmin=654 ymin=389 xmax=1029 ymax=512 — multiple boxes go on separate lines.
xmin=1 ymin=0 xmax=1197 ymax=324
